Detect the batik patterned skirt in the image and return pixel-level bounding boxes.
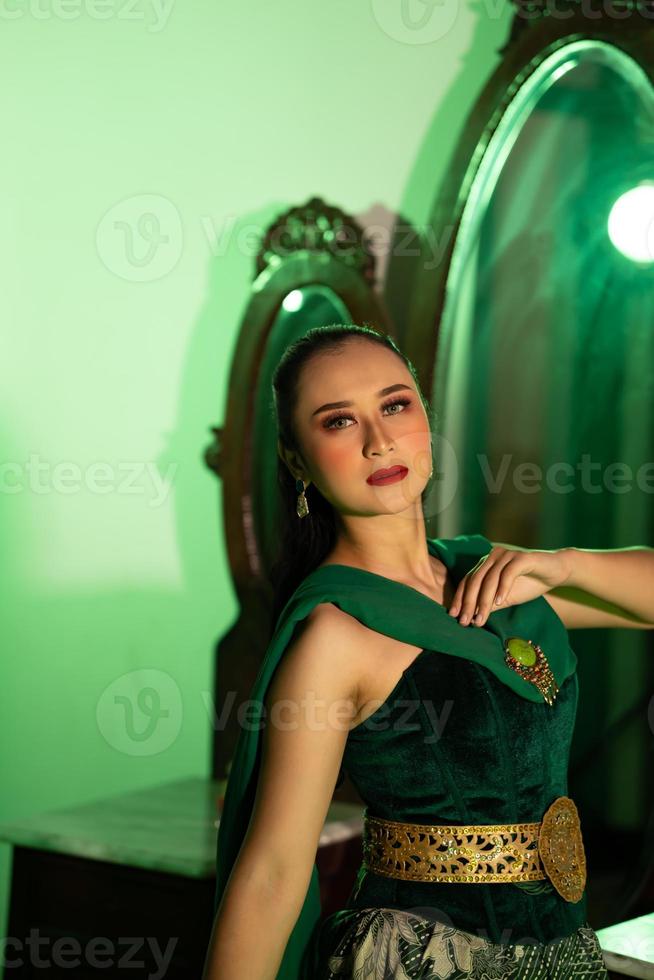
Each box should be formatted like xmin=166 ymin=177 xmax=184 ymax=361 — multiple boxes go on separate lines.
xmin=315 ymin=906 xmax=609 ymax=979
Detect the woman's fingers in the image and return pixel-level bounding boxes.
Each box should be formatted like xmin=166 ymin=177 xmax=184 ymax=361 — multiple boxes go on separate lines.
xmin=462 ymin=564 xmax=502 ymax=625
xmin=448 ymin=557 xmax=490 ymax=623
xmin=473 ymin=564 xmax=509 ymax=624
xmin=449 ymin=551 xmax=513 ymax=626
xmin=447 ymin=576 xmax=464 ymax=617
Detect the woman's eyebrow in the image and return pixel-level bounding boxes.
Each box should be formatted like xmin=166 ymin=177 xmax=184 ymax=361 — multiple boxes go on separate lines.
xmin=311 ymin=383 xmax=413 ymax=417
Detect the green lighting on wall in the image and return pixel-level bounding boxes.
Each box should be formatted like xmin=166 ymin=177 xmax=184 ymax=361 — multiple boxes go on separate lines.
xmin=608 ymin=183 xmax=654 ymax=264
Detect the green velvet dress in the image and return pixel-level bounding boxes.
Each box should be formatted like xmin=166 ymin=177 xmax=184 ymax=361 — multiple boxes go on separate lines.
xmin=304 ymin=652 xmax=607 ymax=978
xmin=213 ymin=533 xmax=609 ymax=979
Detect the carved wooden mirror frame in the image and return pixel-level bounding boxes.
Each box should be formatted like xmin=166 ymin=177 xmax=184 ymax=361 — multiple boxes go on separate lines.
xmin=205 ymin=197 xmax=394 ymax=785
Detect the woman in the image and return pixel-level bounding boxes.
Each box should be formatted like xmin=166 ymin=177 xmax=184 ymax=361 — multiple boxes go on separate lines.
xmin=203 ymin=324 xmax=654 ymax=979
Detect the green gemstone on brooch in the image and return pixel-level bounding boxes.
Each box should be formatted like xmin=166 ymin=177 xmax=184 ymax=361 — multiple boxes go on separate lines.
xmin=505 ymin=637 xmax=536 ymax=667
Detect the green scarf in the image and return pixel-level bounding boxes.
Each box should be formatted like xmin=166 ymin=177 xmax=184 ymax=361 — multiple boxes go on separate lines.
xmin=212 ymin=533 xmax=577 ymax=978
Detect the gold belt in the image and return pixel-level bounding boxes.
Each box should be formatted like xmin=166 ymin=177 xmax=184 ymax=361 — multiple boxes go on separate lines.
xmin=362 ymin=796 xmax=586 ymax=903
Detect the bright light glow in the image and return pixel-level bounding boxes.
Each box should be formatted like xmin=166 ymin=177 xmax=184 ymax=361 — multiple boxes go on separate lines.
xmin=551 ymin=61 xmax=575 ymax=83
xmin=282 ymin=289 xmax=304 ymax=312
xmin=608 ymin=183 xmax=654 ymax=264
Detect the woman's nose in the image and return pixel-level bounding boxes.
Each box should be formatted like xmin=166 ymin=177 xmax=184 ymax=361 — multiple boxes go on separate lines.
xmin=363 ymin=421 xmax=394 ymax=455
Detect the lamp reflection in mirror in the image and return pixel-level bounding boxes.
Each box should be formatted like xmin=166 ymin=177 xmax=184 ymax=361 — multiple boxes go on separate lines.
xmin=608 ymin=183 xmax=654 ymax=265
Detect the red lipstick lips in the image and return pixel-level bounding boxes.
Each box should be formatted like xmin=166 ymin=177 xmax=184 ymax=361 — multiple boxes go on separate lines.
xmin=366 ymin=465 xmax=409 ymax=486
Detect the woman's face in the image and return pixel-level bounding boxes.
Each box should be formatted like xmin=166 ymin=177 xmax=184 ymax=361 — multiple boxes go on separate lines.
xmin=286 ymin=339 xmax=433 ymax=517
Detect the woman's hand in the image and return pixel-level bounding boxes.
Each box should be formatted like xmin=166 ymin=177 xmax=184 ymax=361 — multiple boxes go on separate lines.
xmin=448 ymin=544 xmax=573 ymax=627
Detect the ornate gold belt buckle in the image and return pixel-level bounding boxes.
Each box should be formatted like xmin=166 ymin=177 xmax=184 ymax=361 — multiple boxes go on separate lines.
xmin=538 ymin=796 xmax=587 ymax=903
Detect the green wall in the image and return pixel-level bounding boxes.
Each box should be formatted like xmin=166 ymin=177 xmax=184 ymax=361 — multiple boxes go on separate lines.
xmin=0 ymin=0 xmax=512 ymax=965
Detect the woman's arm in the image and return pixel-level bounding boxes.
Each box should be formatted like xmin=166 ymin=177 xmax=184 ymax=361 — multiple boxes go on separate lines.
xmin=202 ymin=850 xmax=312 ymax=980
xmin=202 ymin=604 xmax=361 ymax=980
xmin=540 ymin=545 xmax=654 ymax=630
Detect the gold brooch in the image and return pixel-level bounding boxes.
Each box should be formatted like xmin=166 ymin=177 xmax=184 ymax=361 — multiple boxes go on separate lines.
xmin=503 ymin=637 xmax=559 ymax=706
xmin=539 ymin=796 xmax=587 ymax=902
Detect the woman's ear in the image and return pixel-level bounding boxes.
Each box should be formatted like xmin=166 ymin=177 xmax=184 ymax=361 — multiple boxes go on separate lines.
xmin=277 ymin=439 xmax=304 ymax=483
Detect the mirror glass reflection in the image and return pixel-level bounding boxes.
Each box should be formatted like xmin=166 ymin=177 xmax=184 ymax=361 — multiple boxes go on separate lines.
xmin=434 ymin=42 xmax=654 ymax=538
xmin=432 ymin=40 xmax=654 ymax=896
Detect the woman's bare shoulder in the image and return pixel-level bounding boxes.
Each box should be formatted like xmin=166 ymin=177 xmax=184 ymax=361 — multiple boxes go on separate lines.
xmin=263 ymin=602 xmax=374 ymax=719
xmin=302 ymin=601 xmax=379 ymax=654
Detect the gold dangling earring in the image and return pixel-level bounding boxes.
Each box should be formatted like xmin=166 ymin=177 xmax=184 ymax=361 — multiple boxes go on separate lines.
xmin=295 ymin=478 xmax=309 ymax=518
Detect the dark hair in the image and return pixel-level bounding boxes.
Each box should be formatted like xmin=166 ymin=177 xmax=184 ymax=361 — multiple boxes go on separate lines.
xmin=269 ymin=324 xmax=437 ymax=626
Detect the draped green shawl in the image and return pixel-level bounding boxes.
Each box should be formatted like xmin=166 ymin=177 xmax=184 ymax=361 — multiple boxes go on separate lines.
xmin=212 ymin=533 xmax=577 ymax=978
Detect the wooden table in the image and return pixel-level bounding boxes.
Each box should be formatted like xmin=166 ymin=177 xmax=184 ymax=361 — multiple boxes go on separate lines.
xmin=0 ymin=777 xmax=364 ymax=978
xmin=597 ymin=913 xmax=654 ymax=979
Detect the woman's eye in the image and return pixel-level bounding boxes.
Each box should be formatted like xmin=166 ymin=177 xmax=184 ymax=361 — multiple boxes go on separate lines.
xmin=324 ymin=416 xmax=351 ymax=430
xmin=323 ymin=397 xmax=411 ymax=430
xmin=385 ymin=399 xmax=409 ymax=414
